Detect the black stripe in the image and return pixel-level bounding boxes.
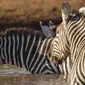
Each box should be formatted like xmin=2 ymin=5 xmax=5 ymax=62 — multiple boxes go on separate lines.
xmin=14 ymin=34 xmax=19 ymax=67
xmin=5 ymin=35 xmax=9 ymax=63
xmin=22 ymin=32 xmax=28 ymax=69
xmin=17 ymin=33 xmax=22 ymax=67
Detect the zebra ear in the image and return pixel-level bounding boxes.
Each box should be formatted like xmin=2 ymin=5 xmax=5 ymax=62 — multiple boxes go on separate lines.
xmin=39 ymin=21 xmax=56 ymax=37
xmin=61 ymin=1 xmax=71 ymax=24
xmin=79 ymin=7 xmax=85 ymax=15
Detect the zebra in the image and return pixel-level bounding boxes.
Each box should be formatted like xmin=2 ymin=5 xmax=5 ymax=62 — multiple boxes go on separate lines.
xmin=47 ymin=1 xmax=85 ymax=85
xmin=47 ymin=22 xmax=71 ymax=64
xmin=0 ymin=27 xmax=72 ymax=77
xmin=61 ymin=2 xmax=85 ymax=85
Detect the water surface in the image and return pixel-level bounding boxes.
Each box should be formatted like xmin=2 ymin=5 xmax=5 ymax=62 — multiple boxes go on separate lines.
xmin=0 ymin=64 xmax=67 ymax=85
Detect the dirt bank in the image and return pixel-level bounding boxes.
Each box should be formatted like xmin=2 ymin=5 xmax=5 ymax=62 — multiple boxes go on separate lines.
xmin=0 ymin=0 xmax=84 ymax=31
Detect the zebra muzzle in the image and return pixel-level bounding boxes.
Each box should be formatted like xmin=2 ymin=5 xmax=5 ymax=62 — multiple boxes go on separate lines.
xmin=49 ymin=56 xmax=63 ymax=64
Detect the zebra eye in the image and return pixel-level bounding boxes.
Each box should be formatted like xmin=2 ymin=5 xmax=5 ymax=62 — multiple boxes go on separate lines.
xmin=53 ymin=56 xmax=57 ymax=60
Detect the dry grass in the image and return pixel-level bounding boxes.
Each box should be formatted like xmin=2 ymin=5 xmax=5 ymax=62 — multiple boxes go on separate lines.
xmin=0 ymin=0 xmax=84 ymax=29
xmin=0 ymin=0 xmax=64 ymax=22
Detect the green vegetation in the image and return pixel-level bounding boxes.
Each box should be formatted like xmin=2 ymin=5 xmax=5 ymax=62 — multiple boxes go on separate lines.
xmin=0 ymin=64 xmax=17 ymax=69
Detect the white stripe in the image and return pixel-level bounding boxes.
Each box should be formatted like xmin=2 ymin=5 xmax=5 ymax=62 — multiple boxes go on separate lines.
xmin=30 ymin=38 xmax=47 ymax=72
xmin=1 ymin=48 xmax=4 ymax=59
xmin=50 ymin=62 xmax=59 ymax=73
xmin=28 ymin=37 xmax=42 ymax=69
xmin=25 ymin=35 xmax=30 ymax=51
xmin=44 ymin=38 xmax=52 ymax=56
xmin=62 ymin=61 xmax=67 ymax=77
xmin=4 ymin=37 xmax=8 ymax=63
xmin=66 ymin=57 xmax=71 ymax=74
xmin=39 ymin=63 xmax=45 ymax=73
xmin=26 ymin=35 xmax=36 ymax=67
xmin=20 ymin=35 xmax=24 ymax=66
xmin=42 ymin=70 xmax=54 ymax=74
xmin=34 ymin=55 xmax=45 ymax=73
xmin=45 ymin=60 xmax=52 ymax=70
xmin=1 ymin=37 xmax=5 ymax=60
xmin=58 ymin=65 xmax=63 ymax=74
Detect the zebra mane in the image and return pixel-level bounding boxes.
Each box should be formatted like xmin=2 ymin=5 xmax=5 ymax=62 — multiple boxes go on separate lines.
xmin=0 ymin=27 xmax=46 ymax=37
xmin=66 ymin=9 xmax=85 ymax=23
xmin=70 ymin=9 xmax=85 ymax=17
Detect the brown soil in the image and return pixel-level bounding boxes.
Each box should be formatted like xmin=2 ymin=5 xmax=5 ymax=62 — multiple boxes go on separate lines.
xmin=0 ymin=0 xmax=84 ymax=31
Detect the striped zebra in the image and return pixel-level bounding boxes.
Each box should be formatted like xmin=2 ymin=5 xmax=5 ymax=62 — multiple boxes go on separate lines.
xmin=62 ymin=2 xmax=85 ymax=85
xmin=0 ymin=27 xmax=72 ymax=77
xmin=47 ymin=1 xmax=85 ymax=85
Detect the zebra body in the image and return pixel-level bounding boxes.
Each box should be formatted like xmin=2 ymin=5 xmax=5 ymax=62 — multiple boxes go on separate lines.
xmin=0 ymin=28 xmax=55 ymax=74
xmin=47 ymin=1 xmax=85 ymax=85
xmin=61 ymin=2 xmax=85 ymax=85
xmin=49 ymin=2 xmax=85 ymax=85
xmin=0 ymin=27 xmax=72 ymax=76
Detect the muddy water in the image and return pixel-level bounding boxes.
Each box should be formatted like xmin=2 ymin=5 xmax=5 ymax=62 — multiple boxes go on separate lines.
xmin=0 ymin=65 xmax=67 ymax=85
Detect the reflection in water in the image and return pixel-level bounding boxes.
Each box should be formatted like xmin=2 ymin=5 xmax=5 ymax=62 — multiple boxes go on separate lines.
xmin=0 ymin=69 xmax=31 ymax=76
xmin=0 ymin=75 xmax=67 ymax=85
xmin=0 ymin=65 xmax=67 ymax=85
xmin=0 ymin=64 xmax=31 ymax=76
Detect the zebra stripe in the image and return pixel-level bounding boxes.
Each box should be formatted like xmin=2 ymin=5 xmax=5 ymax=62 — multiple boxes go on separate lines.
xmin=54 ymin=1 xmax=85 ymax=85
xmin=67 ymin=14 xmax=85 ymax=85
xmin=48 ymin=22 xmax=70 ymax=63
xmin=0 ymin=28 xmax=71 ymax=77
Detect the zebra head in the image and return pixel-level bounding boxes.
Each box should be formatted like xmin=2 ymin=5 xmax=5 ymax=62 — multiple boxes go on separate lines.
xmin=61 ymin=1 xmax=85 ymax=62
xmin=47 ymin=22 xmax=70 ymax=64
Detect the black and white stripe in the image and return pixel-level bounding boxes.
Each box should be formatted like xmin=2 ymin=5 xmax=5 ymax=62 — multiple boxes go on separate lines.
xmin=61 ymin=2 xmax=85 ymax=85
xmin=0 ymin=27 xmax=72 ymax=78
xmin=47 ymin=2 xmax=85 ymax=85
xmin=49 ymin=1 xmax=85 ymax=85
xmin=48 ymin=22 xmax=70 ymax=64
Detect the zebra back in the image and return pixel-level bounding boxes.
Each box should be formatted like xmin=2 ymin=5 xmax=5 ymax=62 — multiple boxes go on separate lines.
xmin=0 ymin=27 xmax=61 ymax=74
xmin=0 ymin=27 xmax=72 ymax=78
